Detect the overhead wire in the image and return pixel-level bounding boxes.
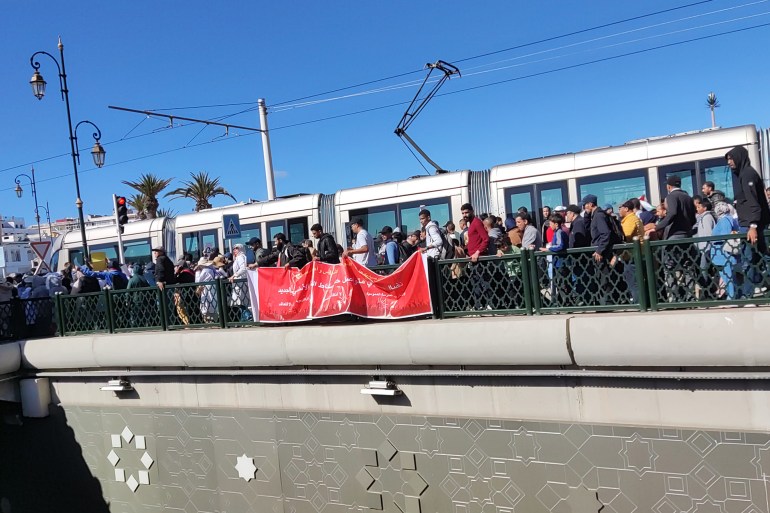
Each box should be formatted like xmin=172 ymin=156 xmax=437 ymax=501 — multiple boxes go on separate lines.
xmin=2 ymin=1 xmax=763 ymax=182
xmin=143 ymin=0 xmax=714 ymax=113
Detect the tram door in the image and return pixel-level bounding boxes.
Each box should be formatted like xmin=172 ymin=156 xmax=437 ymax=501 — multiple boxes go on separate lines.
xmin=504 ymin=182 xmax=568 ymax=228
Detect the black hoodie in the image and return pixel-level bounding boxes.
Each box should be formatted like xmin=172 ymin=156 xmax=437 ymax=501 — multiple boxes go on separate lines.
xmin=727 ymin=145 xmax=770 ymax=227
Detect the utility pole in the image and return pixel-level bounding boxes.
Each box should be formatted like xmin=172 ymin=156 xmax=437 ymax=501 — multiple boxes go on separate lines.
xmin=258 ymin=99 xmax=276 ymax=201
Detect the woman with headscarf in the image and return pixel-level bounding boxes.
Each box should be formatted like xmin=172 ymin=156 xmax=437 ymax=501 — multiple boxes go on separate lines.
xmin=710 ymin=201 xmax=741 ymax=300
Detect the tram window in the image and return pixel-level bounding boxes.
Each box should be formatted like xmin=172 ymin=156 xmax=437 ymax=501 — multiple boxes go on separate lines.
xmin=540 ymin=187 xmax=566 ymax=212
xmin=69 ymin=249 xmax=84 ymax=267
xmin=349 ymin=206 xmax=397 ymax=239
xmin=288 ymin=218 xmax=309 ymax=245
xmin=223 ymin=223 xmax=261 ymax=251
xmin=266 ymin=221 xmax=285 ymax=249
xmin=578 ymin=170 xmax=648 ymax=211
xmin=183 ymin=233 xmax=199 ymax=260
xmin=401 ymin=199 xmax=450 ymax=234
xmin=91 ymin=244 xmax=119 ymax=261
xmin=700 ymin=158 xmax=734 ymax=201
xmin=50 ymin=250 xmax=60 ymax=272
xmin=507 ymin=190 xmax=533 ymax=215
xmin=182 ymin=230 xmax=218 ymax=260
xmin=659 ymin=164 xmax=696 ymax=199
xmin=123 ymin=240 xmax=152 ymax=265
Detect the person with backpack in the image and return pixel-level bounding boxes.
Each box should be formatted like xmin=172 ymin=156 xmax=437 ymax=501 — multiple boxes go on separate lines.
xmin=78 ymin=259 xmax=129 ymax=290
xmin=379 ymin=226 xmax=401 ymax=265
xmin=418 ymin=209 xmax=454 ymax=260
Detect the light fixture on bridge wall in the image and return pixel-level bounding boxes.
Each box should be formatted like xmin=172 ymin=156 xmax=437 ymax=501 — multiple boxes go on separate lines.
xmin=361 ymin=380 xmax=402 ymax=396
xmin=100 ymin=379 xmax=134 ymax=393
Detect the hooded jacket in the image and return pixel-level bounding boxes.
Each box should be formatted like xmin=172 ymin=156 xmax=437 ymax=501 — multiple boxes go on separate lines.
xmin=727 ymin=145 xmax=770 ymax=227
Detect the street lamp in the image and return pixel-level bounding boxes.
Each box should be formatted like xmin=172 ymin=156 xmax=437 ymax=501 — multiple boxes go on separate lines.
xmin=14 ymin=167 xmax=42 ymax=241
xmin=37 ymin=202 xmax=55 ymax=240
xmin=29 ymin=37 xmax=106 ymax=260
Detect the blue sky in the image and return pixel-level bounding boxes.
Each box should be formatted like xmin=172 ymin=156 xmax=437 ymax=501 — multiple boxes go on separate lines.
xmin=1 ymin=0 xmax=769 ymax=224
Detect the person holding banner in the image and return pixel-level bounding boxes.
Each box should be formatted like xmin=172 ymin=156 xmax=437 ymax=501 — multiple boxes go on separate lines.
xmin=257 ymin=233 xmax=308 ymax=269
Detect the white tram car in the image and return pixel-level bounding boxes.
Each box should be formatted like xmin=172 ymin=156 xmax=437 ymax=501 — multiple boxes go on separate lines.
xmin=50 ymin=124 xmax=765 ymax=271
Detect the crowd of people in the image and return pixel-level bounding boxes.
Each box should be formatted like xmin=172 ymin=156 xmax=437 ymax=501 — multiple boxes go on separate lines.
xmin=2 ymin=146 xmax=770 ymax=335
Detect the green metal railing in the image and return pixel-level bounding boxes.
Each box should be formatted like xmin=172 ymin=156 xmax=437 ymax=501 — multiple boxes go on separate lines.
xmin=529 ymin=240 xmax=647 ymax=314
xmin=643 ymin=232 xmax=770 ymax=310
xmin=3 ymin=232 xmax=769 ymax=340
xmin=434 ymin=252 xmax=531 ymax=317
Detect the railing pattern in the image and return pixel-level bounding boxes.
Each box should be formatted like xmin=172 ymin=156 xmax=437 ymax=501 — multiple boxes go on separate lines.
xmin=1 ymin=232 xmax=768 ymax=341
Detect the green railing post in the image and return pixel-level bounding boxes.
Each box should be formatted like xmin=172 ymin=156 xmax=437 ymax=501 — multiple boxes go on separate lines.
xmin=217 ymin=278 xmax=228 ymax=329
xmin=528 ymin=249 xmax=542 ymax=315
xmin=632 ymin=237 xmax=648 ymax=311
xmin=54 ymin=292 xmax=65 ymax=337
xmin=157 ymin=288 xmax=168 ymax=331
xmin=104 ymin=289 xmax=115 ymax=334
xmin=432 ymin=258 xmax=445 ymax=320
xmin=520 ymin=249 xmax=534 ymax=315
xmin=641 ymin=236 xmax=659 ymax=311
xmin=159 ymin=287 xmax=170 ymax=331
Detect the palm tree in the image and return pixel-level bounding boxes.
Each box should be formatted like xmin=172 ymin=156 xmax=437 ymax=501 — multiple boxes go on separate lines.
xmin=706 ymin=92 xmax=720 ymax=128
xmin=121 ymin=173 xmax=173 ymax=219
xmin=165 ymin=171 xmax=236 ymax=211
xmin=156 ymin=207 xmax=177 ymax=219
xmin=127 ymin=193 xmax=148 ymax=221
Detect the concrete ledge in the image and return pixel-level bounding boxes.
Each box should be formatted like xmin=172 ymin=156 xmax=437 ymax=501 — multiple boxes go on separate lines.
xmin=570 ymin=309 xmax=770 ymax=366
xmin=0 ymin=342 xmax=21 ymax=376
xmin=19 ymin=316 xmax=573 ymax=370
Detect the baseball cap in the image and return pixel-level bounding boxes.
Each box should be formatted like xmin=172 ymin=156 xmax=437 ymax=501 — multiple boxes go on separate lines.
xmin=380 ymin=225 xmax=393 ymax=234
xmin=247 ymin=237 xmax=261 ymax=245
xmin=504 ymin=218 xmax=516 ymax=231
xmin=666 ymin=175 xmax=682 ymax=187
xmin=351 ymin=217 xmax=364 ymax=227
xmin=554 ymin=205 xmax=567 ymax=212
xmin=151 ymin=246 xmax=165 ymax=253
xmin=581 ymin=194 xmax=598 ymax=206
xmin=602 ymin=203 xmax=613 ymax=211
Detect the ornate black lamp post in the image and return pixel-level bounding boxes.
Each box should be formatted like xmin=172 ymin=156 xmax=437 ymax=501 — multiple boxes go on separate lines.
xmin=14 ymin=167 xmax=43 ymax=241
xmin=29 ymin=37 xmax=106 ymax=259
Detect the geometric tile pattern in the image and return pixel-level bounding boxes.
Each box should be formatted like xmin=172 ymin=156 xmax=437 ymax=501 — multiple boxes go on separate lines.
xmin=60 ymin=406 xmax=770 ymax=513
xmin=105 ymin=425 xmax=154 ymax=493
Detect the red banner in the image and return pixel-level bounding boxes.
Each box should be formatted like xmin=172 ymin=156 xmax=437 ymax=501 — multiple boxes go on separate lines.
xmin=247 ymin=252 xmax=432 ymax=323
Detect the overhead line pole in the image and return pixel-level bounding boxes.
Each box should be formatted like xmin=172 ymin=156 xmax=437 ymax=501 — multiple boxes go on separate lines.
xmin=109 ymin=104 xmax=278 ymax=201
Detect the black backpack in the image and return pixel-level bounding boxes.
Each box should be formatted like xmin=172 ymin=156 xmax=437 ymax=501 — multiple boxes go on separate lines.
xmin=111 ymin=272 xmax=128 ymax=290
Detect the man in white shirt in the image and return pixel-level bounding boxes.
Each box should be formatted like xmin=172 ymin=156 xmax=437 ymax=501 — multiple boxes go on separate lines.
xmin=419 ymin=209 xmax=444 ymax=259
xmin=343 ymin=218 xmax=378 ymax=267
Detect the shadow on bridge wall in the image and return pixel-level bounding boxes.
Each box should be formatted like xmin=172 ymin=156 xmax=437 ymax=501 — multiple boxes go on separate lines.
xmin=0 ymin=401 xmax=110 ymax=513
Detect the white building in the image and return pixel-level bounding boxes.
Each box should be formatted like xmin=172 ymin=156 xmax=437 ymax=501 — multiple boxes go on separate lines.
xmin=0 ymin=216 xmax=37 ymax=277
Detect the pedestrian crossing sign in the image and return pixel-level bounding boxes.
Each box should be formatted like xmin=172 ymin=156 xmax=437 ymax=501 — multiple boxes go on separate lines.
xmin=223 ymin=214 xmax=241 ymax=240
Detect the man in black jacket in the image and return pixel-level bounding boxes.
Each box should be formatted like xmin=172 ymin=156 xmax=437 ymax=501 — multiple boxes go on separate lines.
xmin=310 ymin=224 xmax=340 ymax=264
xmin=656 ymin=176 xmax=698 ymax=300
xmin=727 ymin=145 xmax=770 ymax=254
xmin=151 ymin=246 xmax=176 ymax=290
xmin=583 ymin=195 xmax=615 ymax=305
xmin=565 ymin=205 xmax=591 ymax=248
xmin=257 ymin=233 xmax=308 ymax=268
xmin=656 ymin=175 xmax=696 ymax=240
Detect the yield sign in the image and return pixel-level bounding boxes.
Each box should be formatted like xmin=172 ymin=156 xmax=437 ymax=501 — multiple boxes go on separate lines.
xmin=30 ymin=241 xmax=52 ymax=274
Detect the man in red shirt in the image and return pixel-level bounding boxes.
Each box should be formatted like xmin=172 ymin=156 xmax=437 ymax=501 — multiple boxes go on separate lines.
xmin=462 ymin=203 xmax=489 ymax=263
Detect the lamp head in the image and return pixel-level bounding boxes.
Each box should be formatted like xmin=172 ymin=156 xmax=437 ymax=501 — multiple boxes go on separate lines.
xmin=15 ymin=183 xmax=23 ymax=199
xmin=30 ymin=70 xmax=46 ymax=100
xmin=91 ymin=141 xmax=106 ymax=168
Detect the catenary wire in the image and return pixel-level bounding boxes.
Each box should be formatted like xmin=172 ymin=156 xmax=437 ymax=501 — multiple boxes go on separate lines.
xmin=2 ymin=15 xmax=766 ymax=186
xmin=143 ymin=0 xmax=713 ymax=113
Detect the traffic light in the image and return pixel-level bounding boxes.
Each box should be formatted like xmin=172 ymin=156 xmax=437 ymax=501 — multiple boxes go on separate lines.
xmin=116 ymin=196 xmax=128 ymax=233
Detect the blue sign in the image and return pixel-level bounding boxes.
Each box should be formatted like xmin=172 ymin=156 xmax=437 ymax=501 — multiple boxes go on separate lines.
xmin=222 ymin=214 xmax=241 ymax=240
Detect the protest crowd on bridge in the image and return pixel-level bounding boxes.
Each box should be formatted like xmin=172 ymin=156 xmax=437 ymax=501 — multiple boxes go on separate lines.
xmin=2 ymin=146 xmax=770 ymax=338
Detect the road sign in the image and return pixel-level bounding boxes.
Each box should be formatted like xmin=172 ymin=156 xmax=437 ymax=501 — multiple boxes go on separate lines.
xmin=223 ymin=214 xmax=241 ymax=240
xmin=30 ymin=241 xmax=52 ymax=274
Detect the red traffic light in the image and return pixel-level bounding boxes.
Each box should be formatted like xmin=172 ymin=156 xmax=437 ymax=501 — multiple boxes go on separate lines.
xmin=117 ymin=196 xmax=126 ymax=206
